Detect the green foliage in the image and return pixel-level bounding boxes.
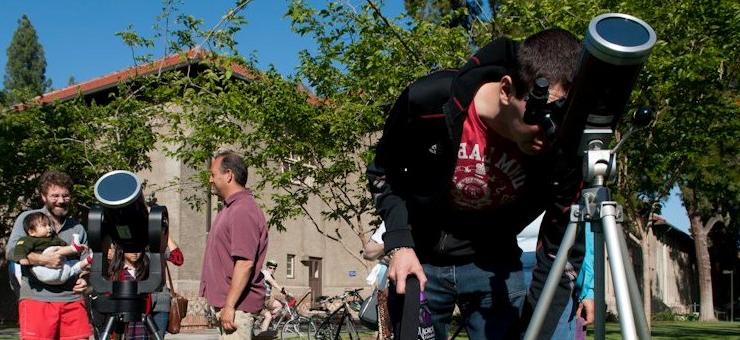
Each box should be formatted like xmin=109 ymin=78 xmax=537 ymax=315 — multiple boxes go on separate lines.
xmin=650 ymin=310 xmax=700 ymax=322
xmin=0 ymin=86 xmax=158 ymax=254
xmin=162 ymin=0 xmax=474 ymax=247
xmin=3 ymin=15 xmax=51 ymax=104
xmin=404 ymin=0 xmax=470 ymax=26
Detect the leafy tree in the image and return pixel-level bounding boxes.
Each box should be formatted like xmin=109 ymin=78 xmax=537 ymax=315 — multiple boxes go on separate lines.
xmin=157 ymin=0 xmax=473 ymax=266
xmin=405 ymin=0 xmax=494 ymax=37
xmin=405 ymin=0 xmax=466 ymax=23
xmin=0 ymin=84 xmax=159 ymax=266
xmin=3 ymin=15 xmax=51 ymax=104
xmin=621 ymin=0 xmax=739 ymax=321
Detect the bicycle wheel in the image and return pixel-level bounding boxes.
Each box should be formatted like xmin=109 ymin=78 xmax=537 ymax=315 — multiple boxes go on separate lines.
xmin=342 ymin=313 xmax=360 ymax=340
xmin=280 ymin=316 xmax=315 ymax=339
xmin=312 ymin=315 xmax=338 ymax=340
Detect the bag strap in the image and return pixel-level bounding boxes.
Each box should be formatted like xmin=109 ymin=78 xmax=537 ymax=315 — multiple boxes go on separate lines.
xmin=165 ymin=260 xmax=176 ymax=293
xmin=400 ymin=276 xmax=421 ymax=340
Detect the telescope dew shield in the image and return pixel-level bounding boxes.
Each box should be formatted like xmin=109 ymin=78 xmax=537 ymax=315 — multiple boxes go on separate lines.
xmin=94 ymin=170 xmax=150 ymax=250
xmin=556 ymin=13 xmax=656 ymax=155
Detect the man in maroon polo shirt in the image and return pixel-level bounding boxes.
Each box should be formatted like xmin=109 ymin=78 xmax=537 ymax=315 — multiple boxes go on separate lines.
xmin=200 ymin=150 xmax=269 ymax=339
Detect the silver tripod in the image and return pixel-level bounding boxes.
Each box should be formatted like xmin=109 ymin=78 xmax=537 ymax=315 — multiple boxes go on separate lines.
xmin=524 ymin=128 xmax=651 ymax=340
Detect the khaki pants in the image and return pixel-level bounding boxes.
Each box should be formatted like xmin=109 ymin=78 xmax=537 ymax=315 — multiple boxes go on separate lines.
xmin=214 ymin=308 xmax=256 ymax=340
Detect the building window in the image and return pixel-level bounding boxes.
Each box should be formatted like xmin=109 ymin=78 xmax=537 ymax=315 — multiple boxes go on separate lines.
xmin=286 ymin=254 xmax=295 ymax=279
xmin=281 ymin=153 xmax=316 ymax=187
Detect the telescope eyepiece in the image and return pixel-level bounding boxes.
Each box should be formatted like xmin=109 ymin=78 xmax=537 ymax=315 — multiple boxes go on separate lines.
xmin=523 ymin=77 xmax=551 ymax=125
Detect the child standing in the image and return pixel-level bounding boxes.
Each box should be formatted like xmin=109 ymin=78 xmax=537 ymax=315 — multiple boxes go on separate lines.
xmin=108 ymin=244 xmax=152 ymax=339
xmin=12 ymin=211 xmax=92 ymax=285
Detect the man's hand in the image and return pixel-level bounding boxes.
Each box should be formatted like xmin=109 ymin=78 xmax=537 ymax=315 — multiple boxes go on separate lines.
xmin=219 ymin=306 xmax=237 ymax=333
xmin=72 ymin=277 xmax=88 ymax=294
xmin=27 ymin=252 xmax=64 ymax=268
xmin=387 ymin=248 xmax=427 ymax=294
xmin=576 ymin=299 xmax=595 ymax=326
xmin=73 ymin=270 xmax=90 ymax=294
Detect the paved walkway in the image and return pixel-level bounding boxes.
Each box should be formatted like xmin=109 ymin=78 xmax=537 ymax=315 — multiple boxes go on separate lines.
xmin=168 ymin=328 xmax=221 ymax=339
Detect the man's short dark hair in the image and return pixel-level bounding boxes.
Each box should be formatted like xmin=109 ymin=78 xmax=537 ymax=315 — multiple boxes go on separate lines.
xmin=214 ymin=150 xmax=248 ymax=186
xmin=513 ymin=28 xmax=581 ymax=98
xmin=24 ymin=211 xmax=51 ymax=234
xmin=39 ymin=170 xmax=74 ymax=195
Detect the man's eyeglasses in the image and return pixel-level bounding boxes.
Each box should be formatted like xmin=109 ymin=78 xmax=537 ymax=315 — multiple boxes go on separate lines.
xmin=47 ymin=194 xmax=71 ymax=201
xmin=268 ymin=266 xmax=277 ymax=270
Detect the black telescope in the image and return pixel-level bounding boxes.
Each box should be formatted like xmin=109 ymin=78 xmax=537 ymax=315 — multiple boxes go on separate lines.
xmin=552 ymin=13 xmax=656 ymax=156
xmin=87 ymin=170 xmax=168 ymax=339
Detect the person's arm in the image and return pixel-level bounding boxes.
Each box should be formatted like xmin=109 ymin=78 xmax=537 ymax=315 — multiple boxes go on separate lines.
xmin=26 ymin=252 xmax=64 ymax=268
xmin=362 ymin=239 xmax=385 ymax=261
xmin=577 ymin=223 xmax=595 ymax=325
xmin=367 ymin=87 xmax=414 ymax=254
xmin=72 ymin=225 xmax=91 ymax=293
xmin=578 ymin=223 xmax=595 ymax=301
xmin=167 ymin=235 xmax=184 ymax=266
xmin=367 ymin=87 xmax=427 ymax=294
xmin=265 ymin=273 xmax=283 ymax=293
xmin=220 ymin=258 xmax=254 ymax=333
xmin=167 ymin=235 xmax=178 ymax=251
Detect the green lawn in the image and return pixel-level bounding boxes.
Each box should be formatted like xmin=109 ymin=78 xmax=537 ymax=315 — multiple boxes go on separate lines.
xmin=440 ymin=321 xmax=740 ymax=340
xmin=587 ymin=321 xmax=740 ymax=340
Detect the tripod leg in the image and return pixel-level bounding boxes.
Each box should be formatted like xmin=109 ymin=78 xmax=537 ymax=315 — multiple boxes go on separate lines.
xmin=523 ymin=220 xmax=580 ymax=340
xmin=99 ymin=315 xmax=117 ymax=340
xmin=601 ymin=204 xmax=638 ymax=340
xmin=616 ymin=222 xmax=651 ymax=339
xmin=593 ymin=222 xmax=606 ymax=340
xmin=144 ymin=314 xmax=164 ymax=340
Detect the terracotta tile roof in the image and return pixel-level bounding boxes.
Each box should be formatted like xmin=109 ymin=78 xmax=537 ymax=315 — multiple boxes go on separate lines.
xmin=26 ymin=47 xmax=258 ymax=107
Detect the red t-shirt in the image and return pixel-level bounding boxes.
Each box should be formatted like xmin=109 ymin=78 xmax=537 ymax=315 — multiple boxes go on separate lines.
xmin=450 ymin=102 xmax=527 ymax=210
xmin=199 ymin=190 xmax=268 ymax=313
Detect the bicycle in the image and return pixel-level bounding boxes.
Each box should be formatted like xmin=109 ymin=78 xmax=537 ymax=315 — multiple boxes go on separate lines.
xmin=279 ymin=292 xmax=316 ymax=339
xmin=312 ymin=288 xmax=364 ymax=340
xmin=253 ymin=291 xmax=315 ymax=339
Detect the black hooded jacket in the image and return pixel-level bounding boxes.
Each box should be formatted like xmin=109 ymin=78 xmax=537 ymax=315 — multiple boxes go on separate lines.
xmin=367 ymin=37 xmax=584 ymax=267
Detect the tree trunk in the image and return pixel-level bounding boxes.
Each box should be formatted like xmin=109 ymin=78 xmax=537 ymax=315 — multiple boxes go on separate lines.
xmin=691 ymin=215 xmax=717 ymax=321
xmin=640 ymin=228 xmax=653 ymax=329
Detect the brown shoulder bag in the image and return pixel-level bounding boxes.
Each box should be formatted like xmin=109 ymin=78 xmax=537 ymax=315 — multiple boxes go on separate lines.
xmin=166 ymin=263 xmax=189 ymax=334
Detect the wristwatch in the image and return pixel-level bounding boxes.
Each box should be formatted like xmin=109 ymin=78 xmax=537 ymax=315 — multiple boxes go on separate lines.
xmin=387 ymin=247 xmax=412 ymax=259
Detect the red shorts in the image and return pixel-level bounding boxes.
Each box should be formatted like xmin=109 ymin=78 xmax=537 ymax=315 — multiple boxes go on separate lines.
xmin=19 ymin=299 xmax=92 ymax=340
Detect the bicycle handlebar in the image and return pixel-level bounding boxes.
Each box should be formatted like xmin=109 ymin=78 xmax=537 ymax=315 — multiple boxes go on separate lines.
xmin=319 ymin=288 xmax=364 ymax=303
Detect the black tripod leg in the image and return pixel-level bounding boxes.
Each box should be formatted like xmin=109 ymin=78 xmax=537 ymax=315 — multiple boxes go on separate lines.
xmin=593 ymin=222 xmax=606 ymax=340
xmin=144 ymin=314 xmax=164 ymax=340
xmin=99 ymin=316 xmax=116 ymax=340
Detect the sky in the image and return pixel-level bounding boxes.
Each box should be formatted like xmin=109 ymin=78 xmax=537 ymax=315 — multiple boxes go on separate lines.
xmin=0 ymin=1 xmax=691 ymax=233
